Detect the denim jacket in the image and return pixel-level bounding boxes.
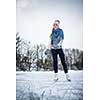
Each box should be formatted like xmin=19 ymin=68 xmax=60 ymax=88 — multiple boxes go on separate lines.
xmin=50 ymin=28 xmax=64 ymax=49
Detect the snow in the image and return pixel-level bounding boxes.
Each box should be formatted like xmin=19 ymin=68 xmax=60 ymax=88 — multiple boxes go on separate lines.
xmin=16 ymin=70 xmax=83 ymax=100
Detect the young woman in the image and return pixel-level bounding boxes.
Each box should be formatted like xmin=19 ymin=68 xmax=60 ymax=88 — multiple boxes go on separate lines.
xmin=49 ymin=20 xmax=71 ymax=81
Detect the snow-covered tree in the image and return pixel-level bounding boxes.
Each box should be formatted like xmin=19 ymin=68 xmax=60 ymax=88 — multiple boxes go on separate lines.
xmin=16 ymin=32 xmax=22 ymax=71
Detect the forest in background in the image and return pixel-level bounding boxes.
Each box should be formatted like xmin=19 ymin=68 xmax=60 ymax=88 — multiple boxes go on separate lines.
xmin=16 ymin=33 xmax=83 ymax=71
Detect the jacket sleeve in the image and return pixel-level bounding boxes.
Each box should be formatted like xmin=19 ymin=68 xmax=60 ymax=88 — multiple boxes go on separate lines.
xmin=60 ymin=29 xmax=64 ymax=40
xmin=50 ymin=33 xmax=53 ymax=45
xmin=57 ymin=29 xmax=64 ymax=46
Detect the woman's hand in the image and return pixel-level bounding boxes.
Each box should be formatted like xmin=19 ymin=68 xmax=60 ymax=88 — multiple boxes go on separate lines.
xmin=48 ymin=43 xmax=52 ymax=49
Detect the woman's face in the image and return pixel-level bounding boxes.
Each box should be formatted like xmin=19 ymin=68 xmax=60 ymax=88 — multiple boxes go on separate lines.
xmin=53 ymin=23 xmax=59 ymax=30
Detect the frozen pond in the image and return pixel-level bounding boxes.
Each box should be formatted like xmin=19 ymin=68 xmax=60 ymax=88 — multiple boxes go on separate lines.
xmin=16 ymin=70 xmax=83 ymax=100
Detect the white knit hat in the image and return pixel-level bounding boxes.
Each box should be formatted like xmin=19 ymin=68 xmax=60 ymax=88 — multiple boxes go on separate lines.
xmin=53 ymin=20 xmax=60 ymax=25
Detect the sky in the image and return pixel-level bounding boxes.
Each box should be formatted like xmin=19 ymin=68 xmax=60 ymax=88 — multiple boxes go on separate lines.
xmin=16 ymin=0 xmax=83 ymax=50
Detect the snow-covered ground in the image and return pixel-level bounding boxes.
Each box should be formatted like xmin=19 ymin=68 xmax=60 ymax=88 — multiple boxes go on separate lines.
xmin=16 ymin=70 xmax=83 ymax=100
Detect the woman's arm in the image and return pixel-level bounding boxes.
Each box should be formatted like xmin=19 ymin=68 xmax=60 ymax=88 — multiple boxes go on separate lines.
xmin=48 ymin=34 xmax=52 ymax=49
xmin=57 ymin=39 xmax=63 ymax=47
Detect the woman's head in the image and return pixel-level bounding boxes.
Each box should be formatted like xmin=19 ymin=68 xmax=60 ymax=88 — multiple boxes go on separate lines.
xmin=53 ymin=20 xmax=60 ymax=30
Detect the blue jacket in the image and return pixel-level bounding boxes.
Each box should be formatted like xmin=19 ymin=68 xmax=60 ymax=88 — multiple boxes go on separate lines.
xmin=50 ymin=28 xmax=64 ymax=49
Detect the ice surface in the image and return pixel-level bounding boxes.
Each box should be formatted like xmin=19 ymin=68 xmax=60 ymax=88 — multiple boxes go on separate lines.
xmin=16 ymin=70 xmax=83 ymax=100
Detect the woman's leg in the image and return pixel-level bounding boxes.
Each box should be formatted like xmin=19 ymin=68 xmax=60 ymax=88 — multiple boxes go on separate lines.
xmin=58 ymin=49 xmax=68 ymax=73
xmin=51 ymin=49 xmax=58 ymax=73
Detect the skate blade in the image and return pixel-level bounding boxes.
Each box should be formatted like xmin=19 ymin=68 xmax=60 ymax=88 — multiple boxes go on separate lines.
xmin=67 ymin=79 xmax=71 ymax=82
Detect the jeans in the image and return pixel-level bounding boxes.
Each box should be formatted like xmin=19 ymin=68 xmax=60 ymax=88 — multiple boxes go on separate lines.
xmin=51 ymin=48 xmax=68 ymax=73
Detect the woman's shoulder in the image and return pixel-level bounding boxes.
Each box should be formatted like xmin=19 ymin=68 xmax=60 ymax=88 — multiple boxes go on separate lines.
xmin=58 ymin=28 xmax=63 ymax=33
xmin=58 ymin=28 xmax=62 ymax=30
